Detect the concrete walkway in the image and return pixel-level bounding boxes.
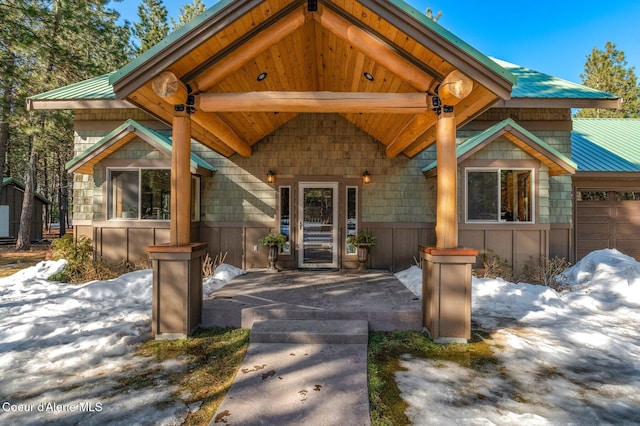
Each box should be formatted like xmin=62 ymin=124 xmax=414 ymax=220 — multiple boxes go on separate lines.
xmin=210 ymin=340 xmax=369 ymax=425
xmin=205 ymin=269 xmax=421 ymax=425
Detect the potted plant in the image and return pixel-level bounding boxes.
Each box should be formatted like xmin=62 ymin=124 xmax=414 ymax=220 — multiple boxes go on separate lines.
xmin=259 ymin=232 xmax=288 ymax=272
xmin=347 ymin=231 xmax=376 ymax=270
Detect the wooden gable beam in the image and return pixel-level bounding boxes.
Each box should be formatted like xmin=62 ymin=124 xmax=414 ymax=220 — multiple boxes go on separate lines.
xmin=195 ymin=91 xmax=430 ymax=114
xmin=152 ymin=71 xmax=252 ymax=157
xmin=191 ymin=111 xmax=252 ymax=157
xmin=386 ymin=70 xmax=473 ymax=157
xmin=386 ymin=112 xmax=436 ymax=158
xmin=188 ymin=6 xmax=309 ymax=93
xmin=314 ymin=6 xmax=437 ymax=93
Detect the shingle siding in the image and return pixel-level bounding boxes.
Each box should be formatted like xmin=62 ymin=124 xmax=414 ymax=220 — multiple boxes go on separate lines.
xmin=194 ymin=113 xmax=435 ymax=223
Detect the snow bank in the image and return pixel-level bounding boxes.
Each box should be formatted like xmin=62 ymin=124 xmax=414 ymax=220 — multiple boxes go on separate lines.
xmin=394 ymin=248 xmax=640 ymax=425
xmin=0 ymin=261 xmax=243 ymax=425
xmin=203 ymin=263 xmax=246 ymax=296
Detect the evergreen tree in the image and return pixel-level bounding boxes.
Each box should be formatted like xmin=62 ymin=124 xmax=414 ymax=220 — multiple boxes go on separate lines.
xmin=0 ymin=0 xmax=131 ymax=247
xmin=577 ymin=41 xmax=640 ymax=118
xmin=133 ymin=0 xmax=169 ymax=56
xmin=0 ymin=1 xmax=40 ymax=203
xmin=171 ymin=0 xmax=207 ymax=31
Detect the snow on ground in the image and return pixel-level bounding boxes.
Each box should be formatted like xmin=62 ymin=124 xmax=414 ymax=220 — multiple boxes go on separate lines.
xmin=394 ymin=249 xmax=640 ymax=425
xmin=0 ymin=262 xmax=244 ymax=426
xmin=3 ymin=249 xmax=640 ymax=424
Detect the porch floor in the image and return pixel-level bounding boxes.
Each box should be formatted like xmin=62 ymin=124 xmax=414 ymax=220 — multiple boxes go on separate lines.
xmin=201 ymin=269 xmax=422 ymax=331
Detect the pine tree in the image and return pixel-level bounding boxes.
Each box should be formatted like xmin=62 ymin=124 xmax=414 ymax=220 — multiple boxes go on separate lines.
xmin=133 ymin=0 xmax=169 ymax=56
xmin=577 ymin=41 xmax=640 ymax=118
xmin=0 ymin=0 xmax=131 ymax=248
xmin=171 ymin=0 xmax=207 ymax=31
xmin=0 ymin=1 xmax=40 ymax=203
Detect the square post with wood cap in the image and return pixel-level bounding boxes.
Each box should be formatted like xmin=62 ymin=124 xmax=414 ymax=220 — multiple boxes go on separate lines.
xmin=420 ymin=71 xmax=478 ymax=343
xmin=148 ymin=72 xmax=207 ymax=339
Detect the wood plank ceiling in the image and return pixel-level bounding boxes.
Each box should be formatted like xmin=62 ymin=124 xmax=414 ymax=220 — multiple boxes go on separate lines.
xmin=122 ymin=0 xmax=511 ymax=158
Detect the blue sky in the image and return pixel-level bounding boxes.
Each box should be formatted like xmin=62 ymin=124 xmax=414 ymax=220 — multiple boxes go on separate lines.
xmin=110 ymin=0 xmax=640 ymax=84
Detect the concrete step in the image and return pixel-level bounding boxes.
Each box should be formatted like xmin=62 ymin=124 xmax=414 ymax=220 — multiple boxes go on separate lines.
xmin=250 ymin=319 xmax=369 ymax=344
xmin=248 ymin=308 xmax=367 ymax=325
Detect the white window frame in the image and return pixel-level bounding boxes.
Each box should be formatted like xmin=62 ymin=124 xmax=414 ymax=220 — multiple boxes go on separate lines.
xmin=465 ymin=167 xmax=535 ymax=224
xmin=191 ymin=175 xmax=201 ymax=222
xmin=345 ymin=186 xmax=358 ymax=255
xmin=278 ymin=185 xmax=291 ymax=254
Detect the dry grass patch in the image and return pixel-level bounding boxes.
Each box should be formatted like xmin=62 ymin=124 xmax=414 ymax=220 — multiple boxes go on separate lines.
xmin=136 ymin=327 xmax=250 ymax=425
xmin=0 ymin=244 xmax=50 ymax=278
xmin=368 ymin=330 xmax=498 ymax=426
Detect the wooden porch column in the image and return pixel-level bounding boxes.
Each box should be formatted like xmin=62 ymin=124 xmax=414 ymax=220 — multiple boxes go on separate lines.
xmin=435 ymin=109 xmax=458 ymax=249
xmin=171 ymin=109 xmax=192 ymax=246
xmin=433 ymin=70 xmax=473 ymax=249
xmin=422 ymin=70 xmax=477 ymax=343
xmin=150 ymin=72 xmax=206 ymax=339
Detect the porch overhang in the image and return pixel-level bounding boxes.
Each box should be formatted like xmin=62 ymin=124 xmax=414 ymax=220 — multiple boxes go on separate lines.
xmin=108 ymin=0 xmax=515 ymax=159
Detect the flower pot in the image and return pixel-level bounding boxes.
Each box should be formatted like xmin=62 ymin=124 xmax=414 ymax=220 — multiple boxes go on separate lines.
xmin=357 ymin=245 xmax=370 ymax=270
xmin=267 ymin=245 xmax=279 ymax=272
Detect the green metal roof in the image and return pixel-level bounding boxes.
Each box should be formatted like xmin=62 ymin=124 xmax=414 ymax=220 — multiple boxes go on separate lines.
xmin=29 ymin=72 xmax=116 ymax=101
xmin=422 ymin=118 xmax=576 ymax=175
xmin=1 ymin=177 xmax=51 ymax=204
xmin=388 ymin=0 xmax=516 ymax=85
xmin=66 ymin=119 xmax=216 ymax=174
xmin=572 ymin=118 xmax=640 ymax=172
xmin=492 ymin=58 xmax=618 ymax=101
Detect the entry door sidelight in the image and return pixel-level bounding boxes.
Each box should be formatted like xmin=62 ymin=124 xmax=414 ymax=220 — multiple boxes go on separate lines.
xmin=298 ymin=183 xmax=338 ymax=268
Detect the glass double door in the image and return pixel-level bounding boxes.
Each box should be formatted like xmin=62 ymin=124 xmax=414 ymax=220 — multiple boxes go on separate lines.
xmin=298 ymin=183 xmax=338 ymax=268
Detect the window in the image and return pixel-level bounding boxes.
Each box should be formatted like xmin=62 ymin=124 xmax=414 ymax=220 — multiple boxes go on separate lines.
xmin=577 ymin=191 xmax=608 ymax=201
xmin=346 ymin=186 xmax=358 ymax=254
xmin=616 ymin=192 xmax=640 ymax=201
xmin=108 ymin=168 xmax=171 ymax=220
xmin=279 ymin=186 xmax=291 ymax=254
xmin=466 ymin=168 xmax=533 ymax=223
xmin=191 ymin=175 xmax=200 ymax=222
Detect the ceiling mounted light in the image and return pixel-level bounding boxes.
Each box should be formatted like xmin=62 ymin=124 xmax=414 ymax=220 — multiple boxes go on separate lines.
xmin=257 ymin=72 xmax=268 ymax=82
xmin=363 ymin=72 xmax=374 ymax=81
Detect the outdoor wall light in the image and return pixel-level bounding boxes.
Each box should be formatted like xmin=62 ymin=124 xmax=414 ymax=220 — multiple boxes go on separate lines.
xmin=362 ymin=170 xmax=371 ymax=184
xmin=267 ymin=169 xmax=275 ymax=183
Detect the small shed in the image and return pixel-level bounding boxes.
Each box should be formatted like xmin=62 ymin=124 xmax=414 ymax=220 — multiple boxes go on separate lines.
xmin=0 ymin=177 xmax=50 ymax=241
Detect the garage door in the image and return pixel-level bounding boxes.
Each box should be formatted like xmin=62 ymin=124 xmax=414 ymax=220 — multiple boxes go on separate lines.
xmin=576 ymin=190 xmax=640 ymax=261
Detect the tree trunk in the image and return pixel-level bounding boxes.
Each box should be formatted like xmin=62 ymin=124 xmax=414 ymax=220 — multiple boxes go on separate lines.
xmin=16 ymin=144 xmax=36 ymax=250
xmin=0 ymin=50 xmax=15 ymax=205
xmin=43 ymin=156 xmax=50 ymax=233
xmin=59 ymin=162 xmax=68 ymax=237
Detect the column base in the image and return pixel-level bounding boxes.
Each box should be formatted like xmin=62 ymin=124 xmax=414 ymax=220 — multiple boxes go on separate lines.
xmin=148 ymin=243 xmax=207 ymax=339
xmin=420 ymin=246 xmax=477 ymax=343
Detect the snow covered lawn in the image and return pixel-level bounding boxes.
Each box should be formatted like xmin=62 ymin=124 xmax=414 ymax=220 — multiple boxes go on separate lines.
xmin=0 ymin=262 xmax=244 ymax=425
xmin=395 ymin=249 xmax=640 ymax=425
xmin=1 ymin=249 xmax=639 ymax=425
